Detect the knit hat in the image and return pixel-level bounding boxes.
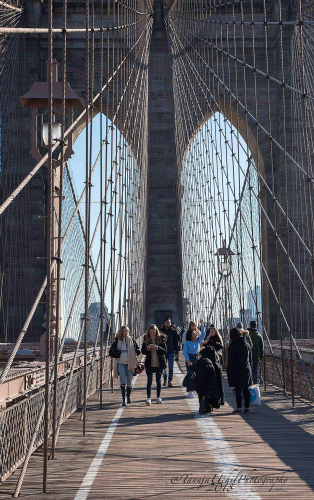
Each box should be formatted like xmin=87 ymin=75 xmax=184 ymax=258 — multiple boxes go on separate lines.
xmin=236 ymin=322 xmax=243 ymax=329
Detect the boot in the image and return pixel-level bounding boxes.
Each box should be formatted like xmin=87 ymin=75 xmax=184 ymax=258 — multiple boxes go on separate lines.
xmin=127 ymin=386 xmax=132 ymax=404
xmin=121 ymin=384 xmax=126 ymax=406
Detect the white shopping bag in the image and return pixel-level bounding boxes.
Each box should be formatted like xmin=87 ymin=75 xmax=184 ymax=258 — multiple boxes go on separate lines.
xmin=249 ymin=384 xmax=261 ymax=405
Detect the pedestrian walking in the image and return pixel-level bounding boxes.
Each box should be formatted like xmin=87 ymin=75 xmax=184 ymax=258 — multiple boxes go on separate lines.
xmin=204 ymin=327 xmax=224 ymax=363
xmin=160 ymin=317 xmax=179 ymax=387
xmin=109 ymin=325 xmax=140 ymax=406
xmin=205 ymin=323 xmax=216 ymax=340
xmin=182 ymin=319 xmax=205 ymax=398
xmin=180 ymin=325 xmax=186 ymax=344
xmin=142 ymin=324 xmax=167 ymax=405
xmin=247 ymin=320 xmax=264 ymax=384
xmin=192 ymin=344 xmax=225 ymax=414
xmin=227 ymin=327 xmax=253 ymax=413
xmin=236 ymin=322 xmax=253 ymax=348
xmin=182 ymin=321 xmax=201 ymax=344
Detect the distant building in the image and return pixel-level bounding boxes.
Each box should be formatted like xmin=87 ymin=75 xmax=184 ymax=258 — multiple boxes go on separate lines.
xmin=80 ymin=302 xmax=109 ymax=342
xmin=228 ymin=317 xmax=241 ymax=329
xmin=239 ymin=309 xmax=252 ymax=328
xmin=247 ymin=286 xmax=262 ymax=329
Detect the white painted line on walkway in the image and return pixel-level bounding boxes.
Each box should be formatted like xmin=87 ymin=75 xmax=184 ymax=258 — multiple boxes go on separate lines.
xmin=74 ymin=373 xmax=139 ymax=500
xmin=174 ymin=363 xmax=261 ymax=500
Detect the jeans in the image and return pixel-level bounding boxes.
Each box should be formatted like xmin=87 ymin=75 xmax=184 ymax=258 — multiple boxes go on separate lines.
xmin=147 ymin=369 xmax=162 ymax=398
xmin=235 ymin=387 xmax=250 ymax=409
xmin=163 ymin=352 xmax=175 ymax=382
xmin=185 ymin=361 xmax=194 ymax=376
xmin=252 ymin=363 xmax=258 ymax=384
xmin=118 ymin=363 xmax=133 ymax=387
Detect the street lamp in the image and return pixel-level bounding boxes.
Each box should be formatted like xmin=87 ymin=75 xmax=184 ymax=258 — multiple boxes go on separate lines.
xmin=19 ymin=59 xmax=84 ymax=167
xmin=19 ymin=59 xmax=84 ymax=357
xmin=215 ymin=241 xmax=235 ymax=369
xmin=215 ymin=240 xmax=234 ymax=278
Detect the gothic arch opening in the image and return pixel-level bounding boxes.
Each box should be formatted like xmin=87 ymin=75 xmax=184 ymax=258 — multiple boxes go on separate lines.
xmin=180 ymin=111 xmax=262 ymax=336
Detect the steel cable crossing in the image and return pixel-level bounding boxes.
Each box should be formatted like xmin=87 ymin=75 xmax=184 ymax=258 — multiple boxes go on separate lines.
xmin=165 ymin=0 xmax=314 ymax=399
xmin=0 ymin=0 xmax=152 ymax=494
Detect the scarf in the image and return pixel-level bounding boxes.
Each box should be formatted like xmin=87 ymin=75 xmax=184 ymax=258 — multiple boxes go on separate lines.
xmin=113 ymin=335 xmax=138 ymax=379
xmin=231 ymin=334 xmax=243 ymax=343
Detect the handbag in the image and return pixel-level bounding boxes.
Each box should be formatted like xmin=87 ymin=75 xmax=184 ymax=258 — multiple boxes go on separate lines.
xmin=182 ymin=371 xmax=196 ymax=391
xmin=249 ymin=384 xmax=261 ymax=405
xmin=135 ymin=362 xmax=145 ymax=374
xmin=109 ymin=347 xmax=121 ymax=359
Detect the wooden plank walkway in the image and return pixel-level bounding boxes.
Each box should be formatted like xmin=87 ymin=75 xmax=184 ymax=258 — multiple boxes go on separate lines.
xmin=1 ymin=354 xmax=314 ymax=499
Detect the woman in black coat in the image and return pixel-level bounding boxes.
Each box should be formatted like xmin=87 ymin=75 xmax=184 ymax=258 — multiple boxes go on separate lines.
xmin=204 ymin=327 xmax=224 ymax=365
xmin=227 ymin=327 xmax=253 ymax=413
xmin=141 ymin=324 xmax=167 ymax=406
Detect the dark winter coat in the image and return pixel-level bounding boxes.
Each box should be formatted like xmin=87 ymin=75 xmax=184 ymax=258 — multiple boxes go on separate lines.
xmin=160 ymin=326 xmax=179 ymax=354
xmin=248 ymin=328 xmax=264 ymax=365
xmin=227 ymin=335 xmax=252 ymax=388
xmin=141 ymin=335 xmax=167 ymax=372
xmin=192 ymin=357 xmax=220 ymax=401
xmin=109 ymin=336 xmax=141 ymax=356
xmin=200 ymin=345 xmax=225 ymax=404
xmin=204 ymin=333 xmax=223 ymax=352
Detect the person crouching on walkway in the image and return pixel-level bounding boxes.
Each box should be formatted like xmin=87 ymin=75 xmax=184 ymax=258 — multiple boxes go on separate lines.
xmin=182 ymin=319 xmax=205 ymax=398
xmin=110 ymin=325 xmax=140 ymax=406
xmin=142 ymin=324 xmax=167 ymax=406
xmin=227 ymin=327 xmax=253 ymax=414
xmin=192 ymin=345 xmax=225 ymax=414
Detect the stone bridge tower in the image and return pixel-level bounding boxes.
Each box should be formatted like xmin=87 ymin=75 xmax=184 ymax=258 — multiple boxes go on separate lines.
xmin=0 ymin=0 xmax=307 ymax=341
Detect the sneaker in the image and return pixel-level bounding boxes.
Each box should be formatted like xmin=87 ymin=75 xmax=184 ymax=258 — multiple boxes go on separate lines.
xmin=163 ymin=380 xmax=167 ymax=387
xmin=146 ymin=398 xmax=151 ymax=406
xmin=187 ymin=391 xmax=195 ymax=399
xmin=156 ymin=397 xmax=163 ymax=404
xmin=168 ymin=381 xmax=173 ymax=387
xmin=243 ymin=408 xmax=250 ymax=413
xmin=232 ymin=408 xmax=242 ymax=414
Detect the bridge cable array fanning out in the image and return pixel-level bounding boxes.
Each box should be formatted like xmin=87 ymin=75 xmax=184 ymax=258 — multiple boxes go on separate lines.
xmin=0 ymin=0 xmax=152 ymax=494
xmin=165 ymin=0 xmax=314 ymax=395
xmin=0 ymin=0 xmax=314 ymax=496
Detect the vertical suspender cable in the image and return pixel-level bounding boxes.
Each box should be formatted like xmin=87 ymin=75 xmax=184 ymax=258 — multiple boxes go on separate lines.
xmin=83 ymin=0 xmax=90 ymax=436
xmin=43 ymin=0 xmax=53 ymax=491
xmin=51 ymin=0 xmax=67 ymax=459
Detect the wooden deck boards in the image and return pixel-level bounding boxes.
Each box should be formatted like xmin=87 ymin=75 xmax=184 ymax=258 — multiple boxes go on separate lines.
xmin=1 ymin=355 xmax=314 ymax=499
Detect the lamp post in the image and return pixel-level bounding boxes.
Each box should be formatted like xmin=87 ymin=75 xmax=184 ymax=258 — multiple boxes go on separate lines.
xmin=19 ymin=59 xmax=84 ymax=353
xmin=18 ymin=61 xmax=84 ymax=480
xmin=215 ymin=241 xmax=234 ymax=368
xmin=19 ymin=59 xmax=84 ymax=167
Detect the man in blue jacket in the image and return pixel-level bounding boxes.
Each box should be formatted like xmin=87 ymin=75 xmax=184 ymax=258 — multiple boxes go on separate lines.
xmin=160 ymin=318 xmax=179 ymax=387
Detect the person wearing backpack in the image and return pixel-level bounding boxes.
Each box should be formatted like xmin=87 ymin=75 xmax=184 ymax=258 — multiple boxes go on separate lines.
xmin=248 ymin=320 xmax=264 ymax=384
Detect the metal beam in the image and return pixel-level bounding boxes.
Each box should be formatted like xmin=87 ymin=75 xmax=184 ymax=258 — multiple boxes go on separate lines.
xmin=0 ymin=1 xmax=22 ymax=12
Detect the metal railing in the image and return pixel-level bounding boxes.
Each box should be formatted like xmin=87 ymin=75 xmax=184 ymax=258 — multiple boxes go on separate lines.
xmin=0 ymin=356 xmax=111 ymax=483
